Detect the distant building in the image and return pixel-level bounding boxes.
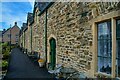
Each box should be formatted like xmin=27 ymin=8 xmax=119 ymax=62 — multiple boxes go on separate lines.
xmin=2 ymin=22 xmax=20 ymax=44
xmin=0 ymin=31 xmax=2 ymax=42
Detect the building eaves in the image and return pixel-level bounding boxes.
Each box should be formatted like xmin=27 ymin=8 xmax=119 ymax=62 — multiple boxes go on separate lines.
xmin=2 ymin=28 xmax=10 ymax=35
xmin=19 ymin=27 xmax=24 ymax=36
xmin=22 ymin=23 xmax=28 ymax=32
xmin=27 ymin=12 xmax=33 ymax=26
xmin=38 ymin=2 xmax=54 ymax=16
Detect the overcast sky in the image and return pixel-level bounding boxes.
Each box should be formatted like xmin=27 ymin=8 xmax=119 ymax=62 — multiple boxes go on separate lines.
xmin=0 ymin=0 xmax=34 ymax=30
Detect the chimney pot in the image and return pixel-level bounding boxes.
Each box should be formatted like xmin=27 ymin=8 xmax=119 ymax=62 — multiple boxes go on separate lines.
xmin=15 ymin=22 xmax=17 ymax=25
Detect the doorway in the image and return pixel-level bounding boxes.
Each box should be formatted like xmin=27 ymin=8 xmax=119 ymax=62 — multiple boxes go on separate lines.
xmin=49 ymin=38 xmax=56 ymax=70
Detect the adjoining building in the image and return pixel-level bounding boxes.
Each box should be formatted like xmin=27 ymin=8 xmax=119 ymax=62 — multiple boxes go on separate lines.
xmin=26 ymin=12 xmax=33 ymax=54
xmin=19 ymin=23 xmax=27 ymax=50
xmin=19 ymin=2 xmax=120 ymax=78
xmin=2 ymin=22 xmax=20 ymax=45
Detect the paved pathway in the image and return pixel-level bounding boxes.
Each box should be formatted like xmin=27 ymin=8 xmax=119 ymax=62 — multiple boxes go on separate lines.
xmin=3 ymin=48 xmax=53 ymax=80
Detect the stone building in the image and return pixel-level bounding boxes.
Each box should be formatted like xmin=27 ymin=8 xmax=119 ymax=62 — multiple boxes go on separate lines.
xmin=29 ymin=2 xmax=46 ymax=57
xmin=19 ymin=23 xmax=27 ymax=50
xmin=19 ymin=13 xmax=33 ymax=53
xmin=19 ymin=2 xmax=120 ymax=78
xmin=37 ymin=2 xmax=120 ymax=78
xmin=26 ymin=12 xmax=33 ymax=53
xmin=19 ymin=27 xmax=23 ymax=48
xmin=2 ymin=22 xmax=20 ymax=44
xmin=24 ymin=24 xmax=28 ymax=51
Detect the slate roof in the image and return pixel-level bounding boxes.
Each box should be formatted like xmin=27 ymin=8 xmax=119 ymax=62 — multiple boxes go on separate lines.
xmin=33 ymin=1 xmax=53 ymax=16
xmin=36 ymin=2 xmax=50 ymax=12
xmin=29 ymin=1 xmax=53 ymax=25
xmin=19 ymin=23 xmax=27 ymax=36
xmin=22 ymin=23 xmax=27 ymax=32
xmin=2 ymin=22 xmax=20 ymax=35
xmin=2 ymin=28 xmax=10 ymax=34
xmin=27 ymin=12 xmax=33 ymax=25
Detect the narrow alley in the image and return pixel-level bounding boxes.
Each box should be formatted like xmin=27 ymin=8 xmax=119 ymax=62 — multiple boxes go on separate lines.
xmin=3 ymin=48 xmax=53 ymax=80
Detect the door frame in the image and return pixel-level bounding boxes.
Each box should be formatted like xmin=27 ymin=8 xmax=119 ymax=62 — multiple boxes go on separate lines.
xmin=49 ymin=37 xmax=56 ymax=69
xmin=47 ymin=34 xmax=57 ymax=69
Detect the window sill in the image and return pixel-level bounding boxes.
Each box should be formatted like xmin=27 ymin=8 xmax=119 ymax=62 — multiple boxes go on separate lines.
xmin=95 ymin=72 xmax=111 ymax=78
xmin=116 ymin=77 xmax=120 ymax=80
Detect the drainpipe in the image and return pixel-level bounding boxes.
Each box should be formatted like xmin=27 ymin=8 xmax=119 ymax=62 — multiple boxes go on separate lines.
xmin=45 ymin=10 xmax=47 ymax=67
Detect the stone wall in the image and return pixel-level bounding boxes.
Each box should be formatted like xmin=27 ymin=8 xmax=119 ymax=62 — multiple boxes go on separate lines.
xmin=29 ymin=25 xmax=32 ymax=53
xmin=32 ymin=23 xmax=36 ymax=52
xmin=21 ymin=34 xmax=23 ymax=48
xmin=23 ymin=32 xmax=25 ymax=49
xmin=17 ymin=1 xmax=120 ymax=78
xmin=19 ymin=35 xmax=22 ymax=47
xmin=27 ymin=25 xmax=31 ymax=53
xmin=18 ymin=1 xmax=120 ymax=78
xmin=38 ymin=13 xmax=46 ymax=59
xmin=31 ymin=7 xmax=41 ymax=53
xmin=46 ymin=2 xmax=120 ymax=77
xmin=47 ymin=2 xmax=92 ymax=74
xmin=25 ymin=29 xmax=28 ymax=50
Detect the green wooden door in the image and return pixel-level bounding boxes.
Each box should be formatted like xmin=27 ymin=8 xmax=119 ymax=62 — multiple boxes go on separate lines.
xmin=50 ymin=38 xmax=56 ymax=70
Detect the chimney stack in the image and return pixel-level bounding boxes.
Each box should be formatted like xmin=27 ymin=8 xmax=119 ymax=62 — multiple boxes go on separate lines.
xmin=15 ymin=22 xmax=17 ymax=26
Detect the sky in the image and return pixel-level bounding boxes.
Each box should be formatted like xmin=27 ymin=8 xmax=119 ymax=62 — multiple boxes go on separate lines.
xmin=0 ymin=0 xmax=34 ymax=31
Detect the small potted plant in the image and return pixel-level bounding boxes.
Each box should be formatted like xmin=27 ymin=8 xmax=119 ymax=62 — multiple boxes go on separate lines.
xmin=38 ymin=58 xmax=44 ymax=67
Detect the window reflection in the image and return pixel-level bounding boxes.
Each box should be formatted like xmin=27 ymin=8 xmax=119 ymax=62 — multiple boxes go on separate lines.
xmin=97 ymin=21 xmax=112 ymax=74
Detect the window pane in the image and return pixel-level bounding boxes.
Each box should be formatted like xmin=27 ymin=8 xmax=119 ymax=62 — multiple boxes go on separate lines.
xmin=97 ymin=21 xmax=112 ymax=74
xmin=98 ymin=40 xmax=104 ymax=56
xmin=98 ymin=57 xmax=104 ymax=72
xmin=98 ymin=40 xmax=111 ymax=57
xmin=98 ymin=22 xmax=111 ymax=39
xmin=116 ymin=19 xmax=120 ymax=77
xmin=98 ymin=57 xmax=111 ymax=74
xmin=116 ymin=20 xmax=120 ymax=38
xmin=104 ymin=58 xmax=111 ymax=74
xmin=104 ymin=40 xmax=112 ymax=57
